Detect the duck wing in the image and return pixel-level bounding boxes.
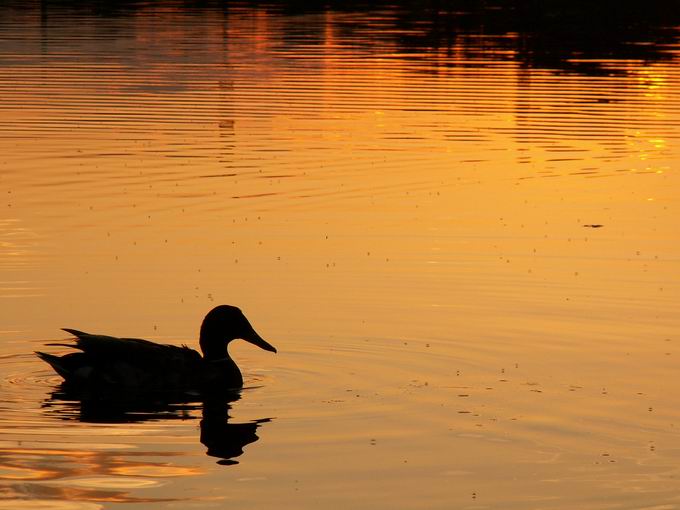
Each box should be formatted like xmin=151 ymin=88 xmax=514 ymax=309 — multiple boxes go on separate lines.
xmin=37 ymin=329 xmax=203 ymax=391
xmin=60 ymin=328 xmax=198 ymax=360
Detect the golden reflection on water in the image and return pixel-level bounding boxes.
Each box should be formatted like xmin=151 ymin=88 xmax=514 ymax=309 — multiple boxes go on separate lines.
xmin=0 ymin=1 xmax=680 ymax=509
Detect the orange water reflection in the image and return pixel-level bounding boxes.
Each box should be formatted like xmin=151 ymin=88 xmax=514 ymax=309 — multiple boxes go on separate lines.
xmin=1 ymin=2 xmax=680 ymax=509
xmin=0 ymin=391 xmax=271 ymax=504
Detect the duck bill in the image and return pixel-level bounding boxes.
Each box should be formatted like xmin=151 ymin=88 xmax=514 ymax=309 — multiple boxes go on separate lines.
xmin=244 ymin=329 xmax=277 ymax=353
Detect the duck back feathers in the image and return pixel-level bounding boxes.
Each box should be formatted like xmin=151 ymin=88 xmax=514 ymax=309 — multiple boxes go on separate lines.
xmin=37 ymin=329 xmax=203 ymax=391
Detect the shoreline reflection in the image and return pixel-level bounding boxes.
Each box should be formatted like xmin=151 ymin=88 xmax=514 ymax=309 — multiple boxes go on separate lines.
xmin=6 ymin=0 xmax=678 ymax=77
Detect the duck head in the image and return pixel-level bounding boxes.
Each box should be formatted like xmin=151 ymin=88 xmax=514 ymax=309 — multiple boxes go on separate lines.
xmin=199 ymin=305 xmax=277 ymax=360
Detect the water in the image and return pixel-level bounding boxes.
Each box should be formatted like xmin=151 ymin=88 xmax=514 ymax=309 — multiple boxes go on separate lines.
xmin=1 ymin=1 xmax=680 ymax=508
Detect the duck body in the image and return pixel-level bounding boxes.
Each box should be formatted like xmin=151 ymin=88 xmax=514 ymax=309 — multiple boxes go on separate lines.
xmin=36 ymin=305 xmax=276 ymax=394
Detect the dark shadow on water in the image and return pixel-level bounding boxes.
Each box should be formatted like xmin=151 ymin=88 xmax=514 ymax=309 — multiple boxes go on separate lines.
xmin=2 ymin=0 xmax=676 ymax=76
xmin=201 ymin=397 xmax=271 ymax=466
xmin=41 ymin=385 xmax=272 ymax=465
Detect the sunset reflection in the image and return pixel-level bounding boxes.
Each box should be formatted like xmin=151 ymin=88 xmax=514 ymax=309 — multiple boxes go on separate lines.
xmin=1 ymin=1 xmax=680 ymax=509
xmin=0 ymin=446 xmax=190 ymax=503
xmin=0 ymin=389 xmax=272 ymax=504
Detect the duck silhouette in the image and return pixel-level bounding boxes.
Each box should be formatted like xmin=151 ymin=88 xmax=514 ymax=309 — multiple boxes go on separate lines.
xmin=36 ymin=305 xmax=276 ymax=393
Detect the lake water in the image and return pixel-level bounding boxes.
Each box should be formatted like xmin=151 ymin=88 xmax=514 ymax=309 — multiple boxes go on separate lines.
xmin=1 ymin=1 xmax=680 ymax=508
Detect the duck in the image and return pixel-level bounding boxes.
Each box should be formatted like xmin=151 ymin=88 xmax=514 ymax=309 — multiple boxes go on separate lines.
xmin=36 ymin=305 xmax=276 ymax=393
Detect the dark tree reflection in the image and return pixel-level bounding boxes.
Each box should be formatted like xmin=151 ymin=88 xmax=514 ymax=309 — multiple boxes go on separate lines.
xmin=6 ymin=0 xmax=676 ymax=76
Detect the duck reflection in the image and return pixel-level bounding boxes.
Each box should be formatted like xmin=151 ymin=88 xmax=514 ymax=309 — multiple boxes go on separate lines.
xmin=41 ymin=385 xmax=272 ymax=465
xmin=201 ymin=397 xmax=271 ymax=466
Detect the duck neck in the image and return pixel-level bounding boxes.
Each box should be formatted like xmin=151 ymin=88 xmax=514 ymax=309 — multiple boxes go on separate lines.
xmin=199 ymin=332 xmax=232 ymax=362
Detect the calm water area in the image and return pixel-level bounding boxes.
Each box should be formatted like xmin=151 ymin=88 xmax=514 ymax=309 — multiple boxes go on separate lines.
xmin=1 ymin=1 xmax=680 ymax=508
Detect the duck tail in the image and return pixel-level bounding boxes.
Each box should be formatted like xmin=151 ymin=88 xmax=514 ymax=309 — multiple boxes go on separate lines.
xmin=35 ymin=351 xmax=71 ymax=379
xmin=61 ymin=328 xmax=88 ymax=338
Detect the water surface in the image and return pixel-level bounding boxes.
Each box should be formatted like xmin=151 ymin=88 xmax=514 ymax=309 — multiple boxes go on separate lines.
xmin=1 ymin=1 xmax=680 ymax=508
